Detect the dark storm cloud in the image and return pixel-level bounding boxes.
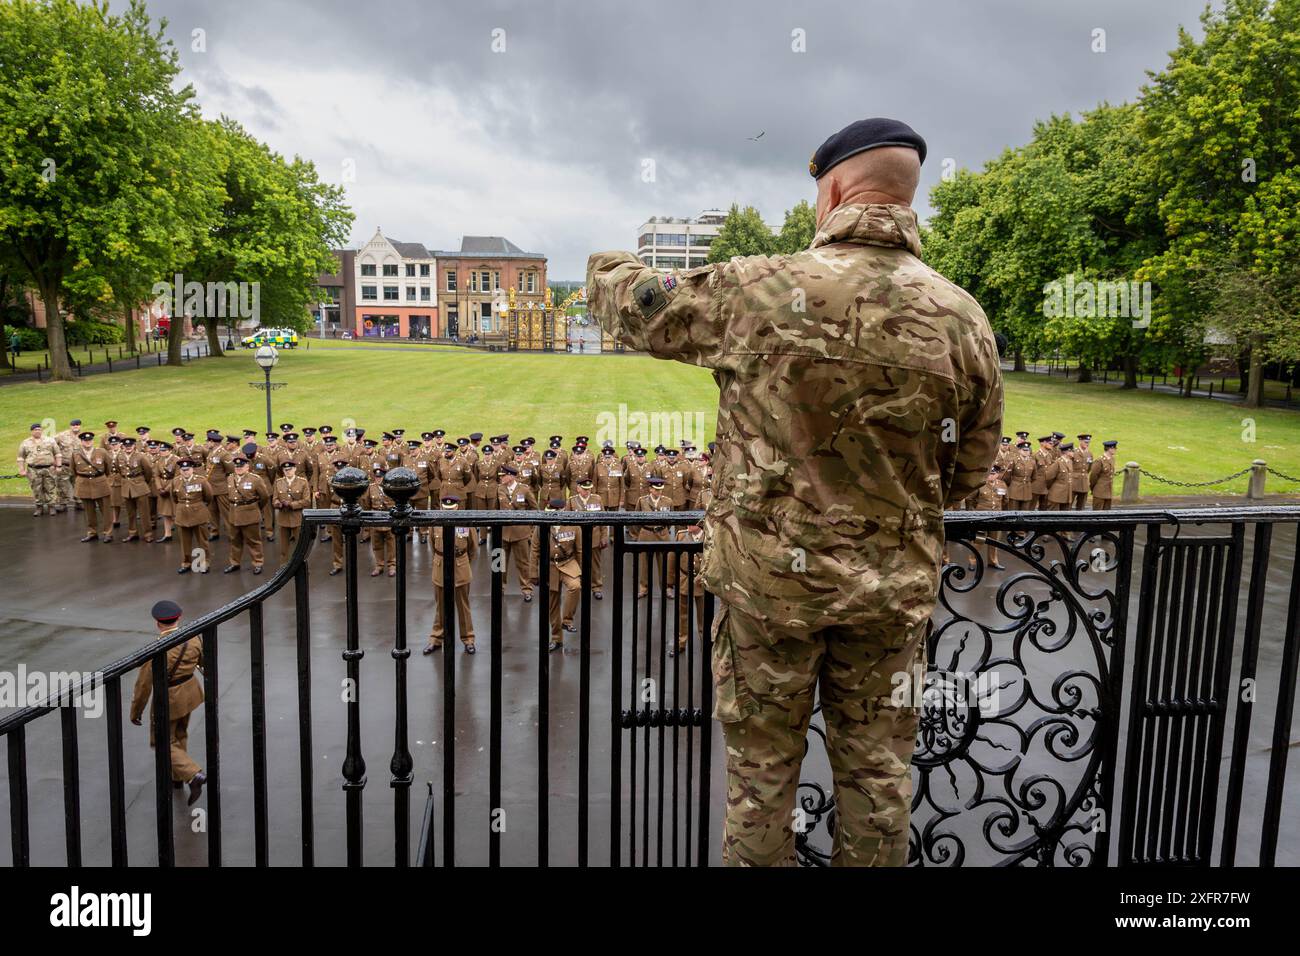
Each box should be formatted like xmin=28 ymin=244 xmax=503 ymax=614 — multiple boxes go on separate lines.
xmin=147 ymin=0 xmax=1213 ymax=276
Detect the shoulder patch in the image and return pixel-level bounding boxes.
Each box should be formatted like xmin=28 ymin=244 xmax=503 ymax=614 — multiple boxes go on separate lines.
xmin=632 ymin=276 xmax=668 ymax=318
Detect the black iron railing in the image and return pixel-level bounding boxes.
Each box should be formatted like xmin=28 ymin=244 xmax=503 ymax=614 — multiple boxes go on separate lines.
xmin=2 ymin=474 xmax=1298 ymax=867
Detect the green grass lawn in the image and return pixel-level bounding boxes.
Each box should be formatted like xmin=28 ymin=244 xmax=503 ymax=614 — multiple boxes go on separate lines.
xmin=2 ymin=342 xmax=166 ymax=372
xmin=2 ymin=348 xmax=1299 ymax=497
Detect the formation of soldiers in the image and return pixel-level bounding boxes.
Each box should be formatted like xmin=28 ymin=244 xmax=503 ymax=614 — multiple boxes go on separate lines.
xmin=963 ymin=430 xmax=1119 ymax=568
xmin=16 ymin=419 xmax=1118 ymax=646
xmin=17 ymin=419 xmax=715 ymax=655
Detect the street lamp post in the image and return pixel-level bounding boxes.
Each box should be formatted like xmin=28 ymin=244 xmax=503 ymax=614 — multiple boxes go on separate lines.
xmin=250 ymin=345 xmax=284 ymax=435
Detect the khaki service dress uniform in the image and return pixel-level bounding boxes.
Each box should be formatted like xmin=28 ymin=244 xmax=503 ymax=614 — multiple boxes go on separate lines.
xmin=130 ymin=630 xmax=205 ymax=784
xmin=170 ymin=474 xmax=214 ymax=571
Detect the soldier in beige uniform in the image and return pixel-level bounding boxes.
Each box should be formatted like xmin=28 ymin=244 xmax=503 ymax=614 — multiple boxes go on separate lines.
xmin=152 ymin=442 xmax=178 ymax=541
xmin=594 ymin=444 xmax=624 ymax=510
xmin=322 ymin=456 xmax=351 ymax=575
xmin=588 ymin=118 xmax=1002 ymax=867
xmin=253 ymin=436 xmax=279 ymax=540
xmin=623 ymin=447 xmax=652 ymax=510
xmin=460 ymin=434 xmax=481 ymax=506
xmin=224 ymin=454 xmax=269 ymax=575
xmin=969 ymin=464 xmax=1008 ymax=569
xmin=538 ymin=449 xmax=568 ymax=505
xmin=497 ymin=465 xmax=537 ymax=601
xmin=120 ymin=438 xmax=155 ymax=542
xmin=1070 ymin=434 xmax=1093 ymax=510
xmin=674 ymin=523 xmax=708 ymax=656
xmin=53 ymin=419 xmax=82 ymax=511
xmin=361 ymin=463 xmax=397 ymax=577
xmin=1030 ymin=436 xmax=1055 ymax=511
xmin=635 ymin=476 xmax=674 ymax=598
xmin=472 ymin=436 xmax=503 ymax=544
xmin=568 ymin=478 xmax=609 ymax=599
xmin=170 ymin=459 xmax=213 ymax=573
xmin=424 ymin=494 xmax=478 ymax=654
xmin=72 ymin=432 xmax=113 ymax=541
xmin=1045 ymin=441 xmax=1074 ymax=510
xmin=106 ymin=436 xmax=126 ymax=529
xmin=98 ymin=420 xmax=126 ymax=449
xmin=543 ymin=498 xmax=583 ymax=653
xmin=435 ymin=442 xmax=470 ymax=503
xmin=273 ymin=460 xmax=312 ymax=563
xmin=1089 ymin=440 xmax=1118 ymax=510
xmin=17 ymin=423 xmax=60 ymax=516
xmin=206 ymin=436 xmax=238 ymax=541
xmin=568 ymin=440 xmax=594 ymax=494
xmin=1005 ymin=440 xmax=1036 ymax=510
xmin=130 ymin=600 xmax=206 ymax=805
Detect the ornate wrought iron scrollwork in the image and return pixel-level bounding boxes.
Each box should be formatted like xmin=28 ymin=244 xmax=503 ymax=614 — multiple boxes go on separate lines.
xmin=794 ymin=524 xmax=1128 ymax=867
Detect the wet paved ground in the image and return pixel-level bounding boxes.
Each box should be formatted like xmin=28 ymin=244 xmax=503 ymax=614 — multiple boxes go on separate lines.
xmin=1 ymin=504 xmax=1297 ymax=866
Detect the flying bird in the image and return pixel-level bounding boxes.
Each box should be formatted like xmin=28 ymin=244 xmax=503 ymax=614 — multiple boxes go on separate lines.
xmin=748 ymin=131 xmax=765 ymax=141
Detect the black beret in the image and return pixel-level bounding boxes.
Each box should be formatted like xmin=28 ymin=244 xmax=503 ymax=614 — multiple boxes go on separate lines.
xmin=151 ymin=599 xmax=182 ymax=622
xmin=809 ymin=117 xmax=927 ymax=178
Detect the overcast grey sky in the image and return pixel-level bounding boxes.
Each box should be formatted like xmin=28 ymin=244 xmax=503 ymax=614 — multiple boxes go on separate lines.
xmin=149 ymin=0 xmax=1212 ymax=278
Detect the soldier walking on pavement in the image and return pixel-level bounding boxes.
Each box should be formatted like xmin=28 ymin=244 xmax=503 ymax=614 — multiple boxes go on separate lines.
xmin=130 ymin=600 xmax=207 ymax=806
xmin=588 ymin=118 xmax=1002 ymax=866
xmin=17 ymin=422 xmax=60 ymax=516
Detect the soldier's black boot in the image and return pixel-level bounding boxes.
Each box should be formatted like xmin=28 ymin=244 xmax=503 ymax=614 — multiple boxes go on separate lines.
xmin=187 ymin=771 xmax=206 ymax=806
xmin=548 ymin=640 xmax=563 ymax=653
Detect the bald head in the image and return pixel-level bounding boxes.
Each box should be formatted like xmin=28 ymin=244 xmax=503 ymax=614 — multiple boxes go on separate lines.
xmin=814 ymin=146 xmax=921 ymax=225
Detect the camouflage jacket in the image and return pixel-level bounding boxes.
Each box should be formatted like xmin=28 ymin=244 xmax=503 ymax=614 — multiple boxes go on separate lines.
xmin=587 ymin=202 xmax=1002 ymax=630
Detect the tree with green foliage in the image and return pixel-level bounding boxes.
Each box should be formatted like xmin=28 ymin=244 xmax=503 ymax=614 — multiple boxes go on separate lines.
xmin=707 ymin=204 xmax=776 ymax=262
xmin=775 ymin=200 xmax=816 ymax=254
xmin=1138 ymin=0 xmax=1300 ymax=407
xmin=172 ymin=118 xmax=353 ymax=363
xmin=0 ymin=0 xmax=204 ymax=381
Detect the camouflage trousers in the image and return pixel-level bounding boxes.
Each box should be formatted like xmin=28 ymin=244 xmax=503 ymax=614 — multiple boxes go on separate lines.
xmin=712 ymin=601 xmax=927 ymax=867
xmin=25 ymin=467 xmax=56 ymax=506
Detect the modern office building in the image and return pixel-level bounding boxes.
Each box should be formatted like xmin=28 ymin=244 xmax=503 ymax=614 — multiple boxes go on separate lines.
xmin=635 ymin=209 xmax=777 ymax=269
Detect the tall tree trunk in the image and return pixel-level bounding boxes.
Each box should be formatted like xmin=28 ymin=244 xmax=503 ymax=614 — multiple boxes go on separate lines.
xmin=1245 ymin=342 xmax=1265 ymax=408
xmin=166 ymin=315 xmax=184 ymax=366
xmin=1238 ymin=350 xmax=1250 ymax=393
xmin=42 ymin=285 xmax=73 ymax=381
xmin=205 ymin=319 xmax=224 ymax=358
xmin=1013 ymin=347 xmax=1025 ymax=373
xmin=0 ymin=275 xmax=10 ymax=369
xmin=1077 ymin=362 xmax=1092 ymax=383
xmin=1122 ymin=352 xmax=1138 ymax=389
xmin=122 ymin=302 xmax=136 ymax=352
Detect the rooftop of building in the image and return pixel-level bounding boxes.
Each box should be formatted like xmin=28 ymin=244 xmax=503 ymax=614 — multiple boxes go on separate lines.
xmin=434 ymin=235 xmax=546 ymax=260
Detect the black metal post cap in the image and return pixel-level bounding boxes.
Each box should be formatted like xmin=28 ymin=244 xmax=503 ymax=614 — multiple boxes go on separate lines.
xmin=382 ymin=466 xmax=421 ymax=505
xmin=330 ymin=466 xmax=369 ymax=504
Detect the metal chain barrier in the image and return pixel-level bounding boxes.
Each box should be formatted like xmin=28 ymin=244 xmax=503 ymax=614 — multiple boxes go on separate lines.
xmin=1137 ymin=466 xmax=1254 ymax=488
xmin=1264 ymin=466 xmax=1300 ymax=484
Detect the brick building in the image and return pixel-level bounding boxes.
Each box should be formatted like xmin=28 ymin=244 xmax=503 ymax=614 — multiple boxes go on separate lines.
xmin=434 ymin=236 xmax=547 ymax=339
xmin=353 ymin=229 xmax=439 ymax=338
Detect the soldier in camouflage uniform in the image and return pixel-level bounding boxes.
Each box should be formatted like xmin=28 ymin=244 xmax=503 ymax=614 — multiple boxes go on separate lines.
xmin=17 ymin=423 xmax=61 ymax=515
xmin=588 ymin=118 xmax=1002 ymax=867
